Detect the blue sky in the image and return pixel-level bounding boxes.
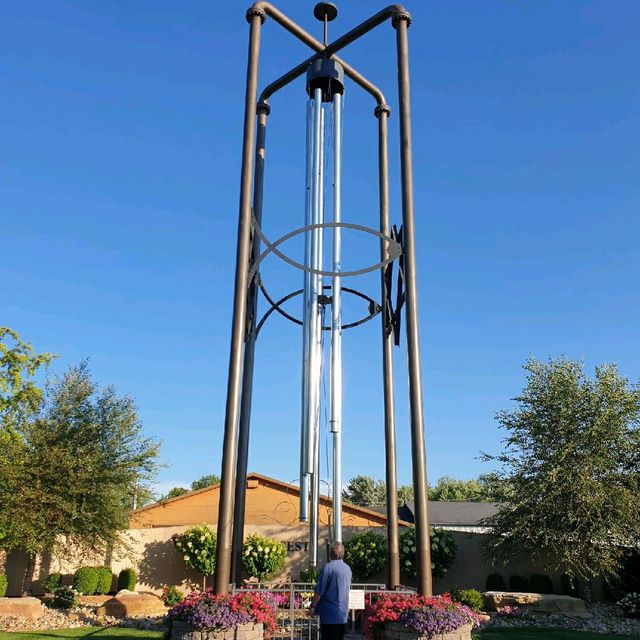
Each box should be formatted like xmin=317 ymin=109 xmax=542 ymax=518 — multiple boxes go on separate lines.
xmin=2 ymin=1 xmax=639 ymax=497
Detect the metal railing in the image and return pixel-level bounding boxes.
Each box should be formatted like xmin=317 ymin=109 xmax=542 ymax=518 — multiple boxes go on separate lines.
xmin=232 ymin=582 xmax=417 ymax=640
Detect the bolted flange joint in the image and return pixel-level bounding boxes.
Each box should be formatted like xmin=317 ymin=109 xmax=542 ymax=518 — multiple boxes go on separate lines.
xmin=246 ymin=7 xmax=267 ymax=24
xmin=256 ymin=101 xmax=271 ymax=116
xmin=391 ymin=12 xmax=412 ymax=29
xmin=374 ymin=104 xmax=392 ymax=119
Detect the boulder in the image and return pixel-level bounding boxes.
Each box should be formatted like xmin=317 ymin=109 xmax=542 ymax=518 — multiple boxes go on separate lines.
xmin=96 ymin=592 xmax=167 ymax=618
xmin=0 ymin=597 xmax=45 ymax=620
xmin=483 ymin=591 xmax=588 ymax=616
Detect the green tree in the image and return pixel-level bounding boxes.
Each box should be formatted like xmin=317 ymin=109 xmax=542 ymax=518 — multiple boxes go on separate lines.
xmin=0 ymin=329 xmax=54 ymax=556
xmin=429 ymin=476 xmax=491 ymax=501
xmin=482 ymin=357 xmax=640 ymax=580
xmin=397 ymin=485 xmax=414 ymax=504
xmin=342 ymin=475 xmax=386 ymax=507
xmin=164 ymin=486 xmax=189 ymax=499
xmin=1 ymin=361 xmax=160 ymax=592
xmin=191 ymin=474 xmax=220 ymax=491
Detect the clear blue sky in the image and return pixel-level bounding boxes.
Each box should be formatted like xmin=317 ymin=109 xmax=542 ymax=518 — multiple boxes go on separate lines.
xmin=2 ymin=1 xmax=639 ymax=497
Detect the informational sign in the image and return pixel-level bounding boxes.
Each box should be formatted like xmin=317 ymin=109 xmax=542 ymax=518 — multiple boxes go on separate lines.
xmin=348 ymin=589 xmax=366 ymax=610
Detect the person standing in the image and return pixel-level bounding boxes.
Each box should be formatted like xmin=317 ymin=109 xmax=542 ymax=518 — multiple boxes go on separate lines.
xmin=309 ymin=542 xmax=352 ymax=640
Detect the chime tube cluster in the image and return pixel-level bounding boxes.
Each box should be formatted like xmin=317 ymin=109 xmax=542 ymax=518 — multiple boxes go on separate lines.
xmin=299 ymin=62 xmax=344 ymax=565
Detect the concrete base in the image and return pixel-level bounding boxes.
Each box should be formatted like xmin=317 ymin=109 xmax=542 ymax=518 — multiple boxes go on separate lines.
xmin=170 ymin=621 xmax=264 ymax=640
xmin=0 ymin=597 xmax=45 ymax=620
xmin=96 ymin=592 xmax=167 ymax=618
xmin=484 ymin=591 xmax=587 ymax=615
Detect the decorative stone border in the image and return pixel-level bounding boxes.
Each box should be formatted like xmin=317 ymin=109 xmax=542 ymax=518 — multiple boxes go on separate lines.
xmin=170 ymin=621 xmax=264 ymax=640
xmin=383 ymin=621 xmax=472 ymax=640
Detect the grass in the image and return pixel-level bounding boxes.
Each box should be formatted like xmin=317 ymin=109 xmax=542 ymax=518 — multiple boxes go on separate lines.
xmin=0 ymin=629 xmax=164 ymax=640
xmin=477 ymin=628 xmax=639 ymax=640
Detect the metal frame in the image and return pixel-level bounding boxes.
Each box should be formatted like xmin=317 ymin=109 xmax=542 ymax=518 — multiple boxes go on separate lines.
xmin=217 ymin=2 xmax=432 ymax=595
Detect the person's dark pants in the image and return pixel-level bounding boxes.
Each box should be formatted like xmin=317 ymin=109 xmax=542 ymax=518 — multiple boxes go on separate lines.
xmin=320 ymin=623 xmax=346 ymax=640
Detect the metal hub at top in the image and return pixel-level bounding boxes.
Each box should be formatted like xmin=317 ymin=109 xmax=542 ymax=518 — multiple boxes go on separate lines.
xmin=313 ymin=2 xmax=338 ymax=22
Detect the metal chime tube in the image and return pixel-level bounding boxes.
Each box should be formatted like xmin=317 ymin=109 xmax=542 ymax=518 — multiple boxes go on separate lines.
xmin=303 ymin=87 xmax=325 ymax=568
xmin=299 ymin=101 xmax=313 ymax=523
xmin=330 ymin=91 xmax=343 ymax=543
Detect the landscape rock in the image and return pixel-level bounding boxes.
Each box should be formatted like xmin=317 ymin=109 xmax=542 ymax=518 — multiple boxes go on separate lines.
xmin=97 ymin=592 xmax=167 ymax=618
xmin=0 ymin=597 xmax=45 ymax=620
xmin=483 ymin=591 xmax=587 ymax=615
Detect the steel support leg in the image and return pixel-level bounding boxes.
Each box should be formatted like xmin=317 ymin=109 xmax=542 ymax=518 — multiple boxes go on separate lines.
xmin=376 ymin=105 xmax=400 ymax=589
xmin=393 ymin=14 xmax=433 ymax=596
xmin=231 ymin=106 xmax=269 ymax=587
xmin=214 ymin=8 xmax=265 ymax=595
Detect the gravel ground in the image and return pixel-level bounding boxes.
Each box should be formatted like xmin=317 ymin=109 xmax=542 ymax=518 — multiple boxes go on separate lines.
xmin=0 ymin=603 xmax=167 ymax=634
xmin=484 ymin=602 xmax=640 ymax=637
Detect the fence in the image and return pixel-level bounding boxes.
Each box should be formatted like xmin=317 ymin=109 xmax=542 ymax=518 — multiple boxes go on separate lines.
xmin=232 ymin=583 xmax=417 ymax=640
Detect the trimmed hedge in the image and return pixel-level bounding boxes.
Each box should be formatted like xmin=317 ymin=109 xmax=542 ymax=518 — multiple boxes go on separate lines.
xmin=117 ymin=567 xmax=137 ymax=591
xmin=530 ymin=573 xmax=553 ymax=594
xmin=561 ymin=573 xmax=580 ymax=597
xmin=449 ymin=586 xmax=483 ymax=612
xmin=509 ymin=574 xmax=530 ymax=592
xmin=95 ymin=566 xmax=113 ymax=595
xmin=0 ymin=573 xmax=8 ymax=598
xmin=486 ymin=572 xmax=506 ymax=591
xmin=43 ymin=572 xmax=62 ymax=594
xmin=73 ymin=567 xmax=99 ymax=595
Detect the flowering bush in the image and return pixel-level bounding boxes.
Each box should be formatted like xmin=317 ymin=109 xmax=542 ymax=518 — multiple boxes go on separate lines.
xmin=173 ymin=525 xmax=217 ymax=584
xmin=618 ymin=593 xmax=640 ymax=618
xmin=242 ymin=534 xmax=286 ymax=582
xmin=256 ymin=590 xmax=302 ymax=609
xmin=399 ymin=527 xmax=457 ymax=579
xmin=364 ymin=593 xmax=479 ymax=639
xmin=168 ymin=590 xmax=276 ymax=637
xmin=162 ymin=585 xmax=184 ymax=607
xmin=344 ymin=532 xmax=387 ymax=579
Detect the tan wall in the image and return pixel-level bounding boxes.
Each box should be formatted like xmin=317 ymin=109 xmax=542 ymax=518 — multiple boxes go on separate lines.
xmin=11 ymin=527 xmax=605 ymax=599
xmin=130 ymin=477 xmax=389 ymax=529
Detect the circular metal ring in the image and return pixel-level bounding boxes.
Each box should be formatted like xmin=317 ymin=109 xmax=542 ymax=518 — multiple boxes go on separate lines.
xmin=249 ymin=219 xmax=402 ymax=282
xmin=255 ymin=279 xmax=381 ymax=337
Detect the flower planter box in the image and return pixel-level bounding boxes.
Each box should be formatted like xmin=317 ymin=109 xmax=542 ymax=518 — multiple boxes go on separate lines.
xmin=382 ymin=621 xmax=472 ymax=640
xmin=170 ymin=621 xmax=264 ymax=640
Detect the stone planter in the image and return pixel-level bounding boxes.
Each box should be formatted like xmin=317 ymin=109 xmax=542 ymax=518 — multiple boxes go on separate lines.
xmin=382 ymin=621 xmax=472 ymax=640
xmin=170 ymin=621 xmax=264 ymax=640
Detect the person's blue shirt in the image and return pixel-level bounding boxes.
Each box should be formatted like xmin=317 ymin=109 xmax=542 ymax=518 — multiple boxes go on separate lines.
xmin=314 ymin=558 xmax=352 ymax=624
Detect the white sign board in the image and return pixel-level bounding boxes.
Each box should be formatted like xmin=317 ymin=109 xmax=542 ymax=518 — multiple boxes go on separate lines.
xmin=348 ymin=589 xmax=366 ymax=611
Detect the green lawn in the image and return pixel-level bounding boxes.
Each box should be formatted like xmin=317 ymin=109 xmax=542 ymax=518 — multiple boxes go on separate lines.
xmin=0 ymin=629 xmax=164 ymax=640
xmin=477 ymin=628 xmax=639 ymax=640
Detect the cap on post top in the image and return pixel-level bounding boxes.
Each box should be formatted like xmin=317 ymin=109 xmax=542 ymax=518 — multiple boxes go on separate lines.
xmin=313 ymin=2 xmax=338 ymax=22
xmin=306 ymin=58 xmax=344 ymax=102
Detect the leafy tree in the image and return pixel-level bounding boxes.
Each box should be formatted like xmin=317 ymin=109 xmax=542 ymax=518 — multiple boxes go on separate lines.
xmin=342 ymin=475 xmax=386 ymax=507
xmin=482 ymin=357 xmax=640 ymax=580
xmin=397 ymin=485 xmax=414 ymax=504
xmin=0 ymin=361 xmax=160 ymax=592
xmin=429 ymin=476 xmax=491 ymax=501
xmin=191 ymin=474 xmax=220 ymax=491
xmin=0 ymin=327 xmax=54 ymax=420
xmin=164 ymin=486 xmax=189 ymax=499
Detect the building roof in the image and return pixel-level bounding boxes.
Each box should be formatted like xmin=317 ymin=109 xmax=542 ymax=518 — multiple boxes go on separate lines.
xmin=403 ymin=500 xmax=500 ymax=525
xmin=130 ymin=472 xmax=412 ymax=529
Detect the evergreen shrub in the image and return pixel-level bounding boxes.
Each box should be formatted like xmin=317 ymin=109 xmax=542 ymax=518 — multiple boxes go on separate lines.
xmin=73 ymin=567 xmax=98 ymax=595
xmin=486 ymin=572 xmax=506 ymax=591
xmin=117 ymin=567 xmax=137 ymax=591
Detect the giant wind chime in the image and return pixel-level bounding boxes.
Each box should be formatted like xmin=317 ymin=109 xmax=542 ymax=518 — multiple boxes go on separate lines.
xmin=213 ymin=2 xmax=433 ymax=595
